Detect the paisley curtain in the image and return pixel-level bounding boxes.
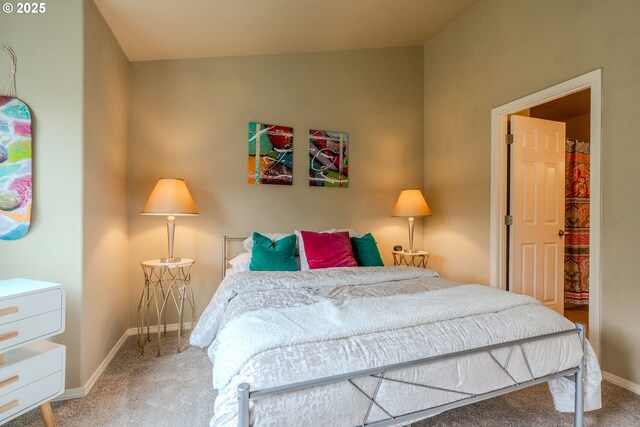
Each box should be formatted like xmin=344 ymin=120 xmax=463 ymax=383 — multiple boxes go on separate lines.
xmin=564 ymin=139 xmax=590 ymax=304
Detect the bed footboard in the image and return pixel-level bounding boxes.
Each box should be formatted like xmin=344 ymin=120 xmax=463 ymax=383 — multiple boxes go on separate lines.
xmin=237 ymin=323 xmax=586 ymax=427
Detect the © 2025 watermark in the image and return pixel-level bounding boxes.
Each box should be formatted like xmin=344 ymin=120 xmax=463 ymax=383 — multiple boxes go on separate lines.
xmin=3 ymin=2 xmax=47 ymax=14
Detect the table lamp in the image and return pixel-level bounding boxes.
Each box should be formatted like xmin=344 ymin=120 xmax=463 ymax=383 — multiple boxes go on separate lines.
xmin=141 ymin=178 xmax=198 ymax=263
xmin=392 ymin=189 xmax=431 ymax=253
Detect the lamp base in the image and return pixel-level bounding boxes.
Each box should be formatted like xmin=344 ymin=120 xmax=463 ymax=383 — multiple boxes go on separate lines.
xmin=160 ymin=257 xmax=182 ymax=263
xmin=404 ymin=249 xmax=419 ymax=253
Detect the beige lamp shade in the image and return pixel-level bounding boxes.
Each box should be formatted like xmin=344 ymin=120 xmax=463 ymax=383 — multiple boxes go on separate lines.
xmin=392 ymin=189 xmax=431 ymax=217
xmin=141 ymin=178 xmax=199 ymax=216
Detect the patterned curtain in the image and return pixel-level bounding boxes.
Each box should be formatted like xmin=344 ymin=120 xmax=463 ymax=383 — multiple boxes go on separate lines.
xmin=564 ymin=139 xmax=590 ymax=304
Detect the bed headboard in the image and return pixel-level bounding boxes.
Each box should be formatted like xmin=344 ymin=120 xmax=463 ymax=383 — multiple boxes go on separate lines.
xmin=222 ymin=236 xmax=248 ymax=279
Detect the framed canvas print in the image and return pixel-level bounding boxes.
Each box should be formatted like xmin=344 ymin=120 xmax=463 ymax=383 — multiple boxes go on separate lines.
xmin=309 ymin=129 xmax=348 ymax=188
xmin=248 ymin=122 xmax=293 ymax=185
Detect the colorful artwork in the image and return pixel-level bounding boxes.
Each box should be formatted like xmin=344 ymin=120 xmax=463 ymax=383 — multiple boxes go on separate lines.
xmin=309 ymin=130 xmax=348 ymax=188
xmin=248 ymin=122 xmax=293 ymax=185
xmin=0 ymin=96 xmax=32 ymax=240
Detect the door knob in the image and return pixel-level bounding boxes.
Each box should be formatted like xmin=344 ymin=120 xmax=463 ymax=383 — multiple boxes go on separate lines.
xmin=558 ymin=230 xmax=567 ymax=237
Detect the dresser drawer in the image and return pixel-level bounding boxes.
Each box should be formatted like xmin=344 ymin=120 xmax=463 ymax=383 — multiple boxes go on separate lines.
xmin=0 ymin=288 xmax=63 ymax=327
xmin=0 ymin=341 xmax=64 ymax=399
xmin=0 ymin=310 xmax=63 ymax=352
xmin=0 ymin=370 xmax=64 ymax=424
xmin=0 ymin=279 xmax=66 ymax=426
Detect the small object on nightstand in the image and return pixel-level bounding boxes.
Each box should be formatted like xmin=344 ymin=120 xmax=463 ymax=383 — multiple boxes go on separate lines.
xmin=392 ymin=250 xmax=430 ymax=268
xmin=393 ymin=245 xmax=403 ymax=251
xmin=138 ymin=258 xmax=195 ymax=356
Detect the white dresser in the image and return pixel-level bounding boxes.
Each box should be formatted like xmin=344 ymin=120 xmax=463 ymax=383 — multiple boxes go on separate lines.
xmin=0 ymin=279 xmax=65 ymax=426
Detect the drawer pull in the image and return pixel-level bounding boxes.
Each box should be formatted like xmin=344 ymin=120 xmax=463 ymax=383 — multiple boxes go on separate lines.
xmin=0 ymin=399 xmax=18 ymax=414
xmin=0 ymin=307 xmax=18 ymax=317
xmin=0 ymin=331 xmax=18 ymax=342
xmin=0 ymin=375 xmax=18 ymax=389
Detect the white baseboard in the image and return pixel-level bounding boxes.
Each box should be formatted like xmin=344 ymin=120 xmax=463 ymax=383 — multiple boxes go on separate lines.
xmin=603 ymin=371 xmax=640 ymax=395
xmin=54 ymin=322 xmax=192 ymax=401
xmin=56 ymin=387 xmax=85 ymax=401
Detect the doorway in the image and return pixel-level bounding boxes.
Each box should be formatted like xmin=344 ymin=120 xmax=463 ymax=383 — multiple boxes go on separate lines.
xmin=489 ymin=70 xmax=602 ymax=358
xmin=511 ymin=89 xmax=591 ymax=331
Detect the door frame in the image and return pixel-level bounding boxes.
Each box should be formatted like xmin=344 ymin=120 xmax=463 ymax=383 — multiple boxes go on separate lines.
xmin=489 ymin=69 xmax=602 ymax=358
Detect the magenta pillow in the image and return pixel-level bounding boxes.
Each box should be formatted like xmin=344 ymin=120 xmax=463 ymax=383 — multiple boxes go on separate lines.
xmin=300 ymin=231 xmax=357 ymax=269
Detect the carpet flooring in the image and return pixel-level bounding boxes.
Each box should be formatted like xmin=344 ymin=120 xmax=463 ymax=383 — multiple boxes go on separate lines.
xmin=9 ymin=333 xmax=640 ymax=427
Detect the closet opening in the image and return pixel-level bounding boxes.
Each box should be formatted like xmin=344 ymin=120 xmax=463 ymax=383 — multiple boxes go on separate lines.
xmin=489 ymin=69 xmax=602 ymax=358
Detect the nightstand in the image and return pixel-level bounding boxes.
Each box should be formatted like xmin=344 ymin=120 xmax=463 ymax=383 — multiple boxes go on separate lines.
xmin=0 ymin=279 xmax=66 ymax=426
xmin=138 ymin=259 xmax=195 ymax=356
xmin=392 ymin=250 xmax=430 ymax=268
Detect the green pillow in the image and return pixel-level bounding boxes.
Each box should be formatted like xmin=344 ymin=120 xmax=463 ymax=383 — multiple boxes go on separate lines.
xmin=249 ymin=232 xmax=298 ymax=271
xmin=350 ymin=233 xmax=384 ymax=267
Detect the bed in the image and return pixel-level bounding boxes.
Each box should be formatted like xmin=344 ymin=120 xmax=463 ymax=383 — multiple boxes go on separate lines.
xmin=190 ymin=235 xmax=601 ymax=427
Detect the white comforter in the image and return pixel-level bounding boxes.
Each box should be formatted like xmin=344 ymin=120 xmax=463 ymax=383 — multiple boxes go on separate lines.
xmin=191 ymin=267 xmax=601 ymax=427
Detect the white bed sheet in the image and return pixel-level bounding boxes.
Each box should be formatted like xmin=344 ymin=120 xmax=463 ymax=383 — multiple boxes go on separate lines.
xmin=191 ymin=267 xmax=601 ymax=427
xmin=224 ymin=267 xmax=238 ymax=277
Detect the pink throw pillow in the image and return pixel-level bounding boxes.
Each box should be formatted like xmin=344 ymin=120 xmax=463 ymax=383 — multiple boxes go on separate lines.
xmin=300 ymin=231 xmax=358 ymax=269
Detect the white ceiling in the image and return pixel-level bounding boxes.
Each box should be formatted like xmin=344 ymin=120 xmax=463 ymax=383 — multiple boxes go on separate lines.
xmin=93 ymin=0 xmax=480 ymax=61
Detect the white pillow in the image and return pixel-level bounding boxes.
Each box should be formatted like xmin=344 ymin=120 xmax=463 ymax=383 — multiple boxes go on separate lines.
xmin=335 ymin=229 xmax=363 ymax=238
xmin=243 ymin=233 xmax=291 ymax=252
xmin=295 ymin=229 xmax=336 ymax=270
xmin=228 ymin=252 xmax=251 ymax=272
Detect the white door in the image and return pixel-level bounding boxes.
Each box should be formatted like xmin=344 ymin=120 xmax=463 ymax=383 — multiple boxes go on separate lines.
xmin=510 ymin=116 xmax=566 ymax=314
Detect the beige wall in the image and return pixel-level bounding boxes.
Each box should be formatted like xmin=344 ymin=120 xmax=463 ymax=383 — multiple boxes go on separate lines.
xmin=128 ymin=47 xmax=424 ymax=323
xmin=0 ymin=1 xmax=84 ymax=387
xmin=424 ymin=0 xmax=640 ymax=383
xmin=0 ymin=0 xmax=130 ymax=390
xmin=82 ymin=0 xmax=130 ymax=384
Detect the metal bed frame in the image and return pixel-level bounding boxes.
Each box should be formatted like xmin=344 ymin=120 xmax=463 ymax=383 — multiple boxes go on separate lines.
xmin=221 ymin=236 xmax=587 ymax=427
xmin=237 ymin=324 xmax=585 ymax=427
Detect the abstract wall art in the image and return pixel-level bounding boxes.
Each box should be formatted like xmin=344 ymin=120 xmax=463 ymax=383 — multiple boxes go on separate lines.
xmin=0 ymin=96 xmax=32 ymax=240
xmin=309 ymin=129 xmax=348 ymax=188
xmin=248 ymin=122 xmax=293 ymax=185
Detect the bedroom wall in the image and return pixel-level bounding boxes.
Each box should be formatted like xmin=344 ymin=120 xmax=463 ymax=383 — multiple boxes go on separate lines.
xmin=82 ymin=0 xmax=130 ymax=386
xmin=0 ymin=1 xmax=85 ymax=387
xmin=423 ymin=0 xmax=640 ymax=385
xmin=128 ymin=47 xmax=424 ymax=324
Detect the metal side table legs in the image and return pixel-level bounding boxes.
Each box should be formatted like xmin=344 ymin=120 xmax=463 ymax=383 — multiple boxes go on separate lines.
xmin=137 ymin=258 xmax=195 ymax=356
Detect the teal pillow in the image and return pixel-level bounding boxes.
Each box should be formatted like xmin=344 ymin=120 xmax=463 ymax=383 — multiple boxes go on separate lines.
xmin=350 ymin=233 xmax=384 ymax=267
xmin=249 ymin=232 xmax=298 ymax=271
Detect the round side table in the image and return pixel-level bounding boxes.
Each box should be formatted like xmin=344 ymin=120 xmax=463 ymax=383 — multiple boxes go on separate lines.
xmin=138 ymin=258 xmax=195 ymax=356
xmin=392 ymin=250 xmax=430 ymax=268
